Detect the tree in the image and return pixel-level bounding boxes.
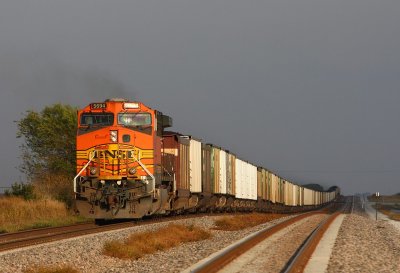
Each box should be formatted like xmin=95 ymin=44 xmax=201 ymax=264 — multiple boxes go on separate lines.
xmin=327 ymin=186 xmax=339 ymax=192
xmin=303 ymin=183 xmax=324 ymax=192
xmin=17 ymin=104 xmax=77 ymax=179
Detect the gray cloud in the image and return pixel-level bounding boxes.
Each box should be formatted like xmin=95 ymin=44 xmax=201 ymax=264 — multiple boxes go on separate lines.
xmin=0 ymin=0 xmax=399 ymax=194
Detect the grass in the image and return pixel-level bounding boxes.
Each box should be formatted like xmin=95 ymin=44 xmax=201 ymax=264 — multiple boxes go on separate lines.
xmin=214 ymin=213 xmax=285 ymax=231
xmin=0 ymin=196 xmax=88 ymax=233
xmin=381 ymin=210 xmax=400 ymax=221
xmin=23 ymin=265 xmax=80 ymax=273
xmin=390 ymin=214 xmax=400 ymax=221
xmin=374 ymin=204 xmax=400 ymax=222
xmin=103 ymin=224 xmax=211 ymax=260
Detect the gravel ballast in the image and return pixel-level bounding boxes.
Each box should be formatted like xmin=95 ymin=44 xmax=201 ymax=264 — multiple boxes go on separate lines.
xmin=218 ymin=214 xmax=328 ymax=273
xmin=0 ymin=214 xmax=295 ymax=273
xmin=327 ymin=213 xmax=400 ymax=273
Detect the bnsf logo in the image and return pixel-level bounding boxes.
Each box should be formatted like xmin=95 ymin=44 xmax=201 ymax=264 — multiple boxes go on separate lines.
xmin=93 ymin=150 xmax=138 ymax=159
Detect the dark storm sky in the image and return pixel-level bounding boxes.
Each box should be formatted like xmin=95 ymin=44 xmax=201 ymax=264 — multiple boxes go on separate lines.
xmin=0 ymin=1 xmax=399 ymax=194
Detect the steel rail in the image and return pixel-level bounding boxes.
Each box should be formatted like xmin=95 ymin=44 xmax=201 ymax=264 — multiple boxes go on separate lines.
xmin=0 ymin=221 xmax=135 ymax=252
xmin=281 ymin=211 xmax=341 ymax=273
xmin=183 ymin=211 xmax=326 ymax=273
xmin=0 ymin=222 xmax=95 ymax=243
xmin=282 ymin=197 xmax=352 ymax=273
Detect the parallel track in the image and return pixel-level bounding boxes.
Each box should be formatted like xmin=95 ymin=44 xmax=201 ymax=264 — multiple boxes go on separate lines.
xmin=185 ymin=211 xmax=325 ymax=273
xmin=282 ymin=196 xmax=353 ymax=273
xmin=187 ymin=198 xmax=350 ymax=273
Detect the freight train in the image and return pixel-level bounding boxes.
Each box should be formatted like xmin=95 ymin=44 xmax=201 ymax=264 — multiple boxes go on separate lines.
xmin=74 ymin=98 xmax=339 ymax=219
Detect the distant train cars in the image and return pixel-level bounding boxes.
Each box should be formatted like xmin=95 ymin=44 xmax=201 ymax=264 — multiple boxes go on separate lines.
xmin=74 ymin=99 xmax=339 ymax=219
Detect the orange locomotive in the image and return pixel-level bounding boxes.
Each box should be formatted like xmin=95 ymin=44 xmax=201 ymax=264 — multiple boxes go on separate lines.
xmin=74 ymin=98 xmax=174 ymax=219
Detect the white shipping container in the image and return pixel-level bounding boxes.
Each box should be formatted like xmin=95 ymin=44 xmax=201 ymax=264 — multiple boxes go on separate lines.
xmin=293 ymin=184 xmax=298 ymax=206
xmin=287 ymin=182 xmax=294 ymax=206
xmin=300 ymin=187 xmax=304 ymax=206
xmin=245 ymin=162 xmax=250 ymax=199
xmin=226 ymin=152 xmax=235 ymax=195
xmin=219 ymin=150 xmax=227 ymax=194
xmin=234 ymin=159 xmax=257 ymax=200
xmin=243 ymin=161 xmax=248 ymax=199
xmin=284 ymin=181 xmax=289 ymax=205
xmin=235 ymin=158 xmax=244 ymax=199
xmin=304 ymin=188 xmax=314 ymax=205
xmin=186 ymin=137 xmax=202 ymax=193
xmin=271 ymin=174 xmax=279 ymax=203
xmin=248 ymin=163 xmax=258 ymax=200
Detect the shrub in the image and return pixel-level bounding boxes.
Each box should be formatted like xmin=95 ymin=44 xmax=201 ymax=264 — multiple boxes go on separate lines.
xmin=214 ymin=213 xmax=285 ymax=231
xmin=103 ymin=224 xmax=211 ymax=259
xmin=5 ymin=182 xmax=36 ymax=200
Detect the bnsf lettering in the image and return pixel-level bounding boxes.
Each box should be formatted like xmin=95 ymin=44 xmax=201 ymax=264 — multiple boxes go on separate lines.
xmin=94 ymin=150 xmax=138 ymax=159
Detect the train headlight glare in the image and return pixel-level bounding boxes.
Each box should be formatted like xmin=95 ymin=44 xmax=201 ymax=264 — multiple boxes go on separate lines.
xmin=117 ymin=180 xmax=122 ymax=186
xmin=110 ymin=131 xmax=118 ymax=142
xmin=128 ymin=168 xmax=137 ymax=175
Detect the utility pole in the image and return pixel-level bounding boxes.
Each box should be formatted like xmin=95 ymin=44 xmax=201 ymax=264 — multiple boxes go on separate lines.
xmin=375 ymin=192 xmax=379 ymax=221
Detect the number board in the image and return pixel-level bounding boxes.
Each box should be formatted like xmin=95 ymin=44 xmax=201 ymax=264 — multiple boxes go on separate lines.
xmin=90 ymin=103 xmax=107 ymax=109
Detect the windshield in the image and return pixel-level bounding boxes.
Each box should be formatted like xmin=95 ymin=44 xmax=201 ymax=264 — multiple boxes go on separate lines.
xmin=80 ymin=113 xmax=114 ymax=126
xmin=118 ymin=112 xmax=152 ymax=126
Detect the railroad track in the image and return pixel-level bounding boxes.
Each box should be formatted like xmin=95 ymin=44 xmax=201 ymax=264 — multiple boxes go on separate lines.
xmin=0 ymin=212 xmax=250 ymax=253
xmin=281 ymin=211 xmax=341 ymax=273
xmin=185 ymin=198 xmax=352 ymax=273
xmin=0 ymin=221 xmax=135 ymax=252
xmin=282 ymin=196 xmax=353 ymax=273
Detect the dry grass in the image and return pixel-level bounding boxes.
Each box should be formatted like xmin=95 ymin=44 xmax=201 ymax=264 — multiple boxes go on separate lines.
xmin=390 ymin=214 xmax=400 ymax=221
xmin=32 ymin=174 xmax=70 ymax=199
xmin=214 ymin=213 xmax=285 ymax=231
xmin=23 ymin=265 xmax=79 ymax=273
xmin=0 ymin=196 xmax=86 ymax=233
xmin=375 ymin=204 xmax=400 ymax=222
xmin=32 ymin=174 xmax=75 ymax=208
xmin=379 ymin=210 xmax=400 ymax=222
xmin=103 ymin=224 xmax=211 ymax=259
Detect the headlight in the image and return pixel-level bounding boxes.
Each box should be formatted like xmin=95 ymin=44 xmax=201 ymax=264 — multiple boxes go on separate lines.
xmin=90 ymin=167 xmax=97 ymax=175
xmin=110 ymin=130 xmax=118 ymax=142
xmin=128 ymin=167 xmax=137 ymax=175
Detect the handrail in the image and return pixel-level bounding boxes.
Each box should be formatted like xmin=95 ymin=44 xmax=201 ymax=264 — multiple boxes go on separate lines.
xmin=130 ymin=152 xmax=156 ymax=197
xmin=73 ymin=151 xmax=95 ymax=193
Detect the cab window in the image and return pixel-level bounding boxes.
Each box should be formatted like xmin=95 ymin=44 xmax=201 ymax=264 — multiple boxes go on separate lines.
xmin=118 ymin=113 xmax=152 ymax=126
xmin=80 ymin=113 xmax=114 ymax=126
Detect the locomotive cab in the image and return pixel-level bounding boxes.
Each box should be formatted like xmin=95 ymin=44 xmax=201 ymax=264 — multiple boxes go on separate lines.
xmin=74 ymin=98 xmax=173 ymax=219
